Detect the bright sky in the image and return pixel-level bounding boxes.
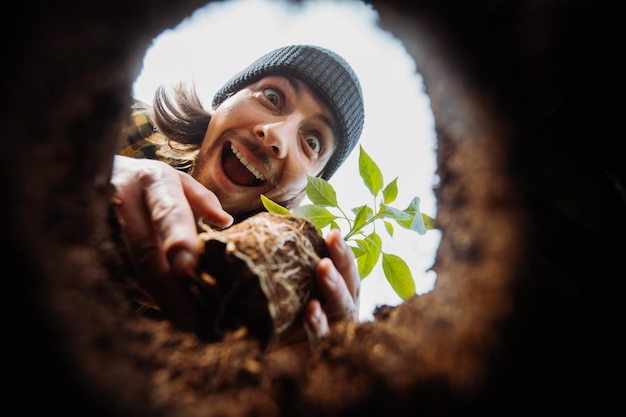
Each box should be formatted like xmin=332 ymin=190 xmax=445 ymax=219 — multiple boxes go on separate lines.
xmin=133 ymin=0 xmax=441 ymax=321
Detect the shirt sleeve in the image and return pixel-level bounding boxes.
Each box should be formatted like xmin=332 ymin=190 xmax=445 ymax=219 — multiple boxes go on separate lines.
xmin=119 ymin=100 xmax=163 ymax=160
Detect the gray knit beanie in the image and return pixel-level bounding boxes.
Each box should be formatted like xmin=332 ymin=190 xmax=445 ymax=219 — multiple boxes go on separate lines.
xmin=212 ymin=45 xmax=364 ymax=180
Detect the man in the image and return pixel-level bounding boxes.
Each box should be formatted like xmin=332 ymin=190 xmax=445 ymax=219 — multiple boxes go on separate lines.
xmin=111 ymin=45 xmax=364 ymax=349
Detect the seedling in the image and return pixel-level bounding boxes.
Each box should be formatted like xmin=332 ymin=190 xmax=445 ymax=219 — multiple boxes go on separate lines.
xmin=262 ymin=145 xmax=435 ymax=300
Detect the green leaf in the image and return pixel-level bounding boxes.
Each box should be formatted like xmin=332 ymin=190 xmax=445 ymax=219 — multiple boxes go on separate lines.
xmin=260 ymin=194 xmax=291 ymax=215
xmin=292 ymin=204 xmax=337 ymax=229
xmin=351 ymin=204 xmax=373 ymax=218
xmin=422 ymin=213 xmax=436 ymax=230
xmin=382 ymin=177 xmax=399 ymax=204
xmin=306 ymin=176 xmax=339 ymax=207
xmin=384 ymin=220 xmax=394 ymax=237
xmin=356 ymin=233 xmax=382 ymax=279
xmin=401 ymin=196 xmax=420 ymax=217
xmin=409 ymin=210 xmax=427 ymax=235
xmin=396 ymin=197 xmax=427 ymax=234
xmin=352 ymin=205 xmax=369 ymax=231
xmin=379 ymin=203 xmax=411 ymax=222
xmin=359 ymin=145 xmax=383 ymax=196
xmin=350 ymin=245 xmax=366 ymax=258
xmin=382 ymin=253 xmax=416 ymax=300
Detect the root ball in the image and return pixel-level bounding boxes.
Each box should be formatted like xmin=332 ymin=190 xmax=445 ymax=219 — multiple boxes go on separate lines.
xmin=189 ymin=212 xmax=328 ymax=349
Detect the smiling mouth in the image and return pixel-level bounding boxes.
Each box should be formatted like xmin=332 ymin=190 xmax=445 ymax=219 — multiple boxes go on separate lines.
xmin=222 ymin=142 xmax=266 ymax=187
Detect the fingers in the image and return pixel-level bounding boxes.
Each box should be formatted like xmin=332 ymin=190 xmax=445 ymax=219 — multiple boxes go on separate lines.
xmin=321 ymin=229 xmax=360 ymax=315
xmin=110 ymin=156 xmax=233 ymax=331
xmin=111 ymin=194 xmax=201 ymax=328
xmin=179 ymin=172 xmax=233 ymax=228
xmin=120 ymin=236 xmax=205 ymax=331
xmin=112 ymin=156 xmax=232 ymax=278
xmin=316 ymin=258 xmax=359 ymax=322
xmin=156 ymin=171 xmax=233 ymax=276
xmin=304 ymin=229 xmax=360 ymax=348
xmin=303 ymin=299 xmax=329 ymax=349
xmin=142 ymin=167 xmax=204 ymax=276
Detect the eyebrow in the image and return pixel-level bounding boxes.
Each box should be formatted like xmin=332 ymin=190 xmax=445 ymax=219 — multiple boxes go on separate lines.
xmin=286 ymin=76 xmax=339 ymax=148
xmin=286 ymin=76 xmax=301 ymax=97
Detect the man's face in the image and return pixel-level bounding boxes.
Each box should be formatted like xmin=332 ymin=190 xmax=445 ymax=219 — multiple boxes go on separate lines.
xmin=192 ymin=75 xmax=338 ymax=217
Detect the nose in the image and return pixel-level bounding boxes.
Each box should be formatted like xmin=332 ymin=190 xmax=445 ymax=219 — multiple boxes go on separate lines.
xmin=253 ymin=119 xmax=296 ymax=159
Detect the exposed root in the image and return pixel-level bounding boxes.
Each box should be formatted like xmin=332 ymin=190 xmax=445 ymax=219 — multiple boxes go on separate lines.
xmin=190 ymin=212 xmax=328 ymax=349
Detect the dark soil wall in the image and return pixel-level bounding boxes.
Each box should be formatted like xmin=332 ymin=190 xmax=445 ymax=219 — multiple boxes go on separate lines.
xmin=3 ymin=0 xmax=624 ymax=416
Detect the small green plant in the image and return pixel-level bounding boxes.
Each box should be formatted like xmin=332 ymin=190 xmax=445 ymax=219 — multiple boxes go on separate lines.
xmin=261 ymin=145 xmax=435 ymax=300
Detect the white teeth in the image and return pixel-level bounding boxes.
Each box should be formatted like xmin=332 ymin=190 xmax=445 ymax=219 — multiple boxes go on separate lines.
xmin=230 ymin=144 xmax=265 ymax=181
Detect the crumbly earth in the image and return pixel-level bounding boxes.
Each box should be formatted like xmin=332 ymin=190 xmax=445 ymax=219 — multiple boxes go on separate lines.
xmin=3 ymin=1 xmax=624 ymax=416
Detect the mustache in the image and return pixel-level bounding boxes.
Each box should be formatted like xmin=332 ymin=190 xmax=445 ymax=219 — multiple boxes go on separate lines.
xmin=224 ymin=131 xmax=309 ymax=198
xmin=225 ymin=132 xmax=278 ymax=185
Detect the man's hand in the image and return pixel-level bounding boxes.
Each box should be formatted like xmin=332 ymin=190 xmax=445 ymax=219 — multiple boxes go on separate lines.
xmin=110 ymin=155 xmax=233 ymax=330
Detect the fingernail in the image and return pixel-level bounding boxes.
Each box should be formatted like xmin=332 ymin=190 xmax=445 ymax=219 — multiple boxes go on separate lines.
xmin=221 ymin=212 xmax=234 ymax=227
xmin=172 ymin=249 xmax=196 ymax=277
xmin=325 ymin=262 xmax=338 ymax=283
xmin=312 ymin=303 xmax=323 ymax=323
xmin=334 ymin=233 xmax=346 ymax=250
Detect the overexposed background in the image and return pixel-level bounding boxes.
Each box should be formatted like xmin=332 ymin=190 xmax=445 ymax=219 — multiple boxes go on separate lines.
xmin=133 ymin=0 xmax=441 ymax=321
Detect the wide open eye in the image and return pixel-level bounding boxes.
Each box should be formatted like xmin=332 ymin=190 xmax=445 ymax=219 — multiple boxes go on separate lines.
xmin=305 ymin=134 xmax=322 ymax=154
xmin=263 ymin=87 xmax=281 ymax=106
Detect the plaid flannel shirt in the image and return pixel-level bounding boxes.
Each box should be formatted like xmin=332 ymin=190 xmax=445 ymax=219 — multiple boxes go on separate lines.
xmin=119 ymin=100 xmax=163 ymax=161
xmin=120 ymin=100 xmax=195 ymax=172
